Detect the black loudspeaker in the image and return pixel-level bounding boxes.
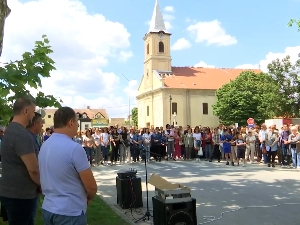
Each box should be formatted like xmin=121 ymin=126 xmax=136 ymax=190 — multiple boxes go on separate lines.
xmin=116 ymin=177 xmax=143 ymax=209
xmin=152 ymin=197 xmax=197 ymax=225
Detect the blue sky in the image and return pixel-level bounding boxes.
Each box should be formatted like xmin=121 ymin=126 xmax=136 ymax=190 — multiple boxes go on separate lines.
xmin=4 ymin=0 xmax=300 ymax=118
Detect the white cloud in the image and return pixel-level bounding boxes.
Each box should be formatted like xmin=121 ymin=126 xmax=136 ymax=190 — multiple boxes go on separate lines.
xmin=235 ymin=46 xmax=300 ymax=72
xmin=3 ymin=0 xmax=133 ymax=118
xmin=164 ymin=6 xmax=174 ymax=13
xmin=119 ymin=51 xmax=133 ymax=62
xmin=187 ymin=19 xmax=237 ymax=46
xmin=194 ymin=61 xmax=215 ymax=68
xmin=259 ymin=46 xmax=300 ymax=72
xmin=185 ymin=17 xmax=191 ymax=23
xmin=171 ymin=38 xmax=191 ymax=50
xmin=165 ymin=21 xmax=173 ymax=30
xmin=163 ymin=14 xmax=175 ymax=21
xmin=235 ymin=64 xmax=259 ymax=69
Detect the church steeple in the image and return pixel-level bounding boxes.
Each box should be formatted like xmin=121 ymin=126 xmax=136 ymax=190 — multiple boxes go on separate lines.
xmin=149 ymin=0 xmax=167 ymax=33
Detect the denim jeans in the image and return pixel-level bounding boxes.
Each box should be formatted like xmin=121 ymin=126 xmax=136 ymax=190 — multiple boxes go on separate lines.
xmin=261 ymin=144 xmax=267 ymax=164
xmin=101 ymin=145 xmax=109 ymax=162
xmin=144 ymin=145 xmax=150 ymax=161
xmin=33 ymin=195 xmax=40 ymax=219
xmin=85 ymin=147 xmax=94 ymax=165
xmin=205 ymin=144 xmax=212 ymax=160
xmin=43 ymin=209 xmax=87 ymax=225
xmin=291 ymin=147 xmax=300 ymax=168
xmin=167 ymin=141 xmax=174 ymax=158
xmin=281 ymin=144 xmax=290 ymax=166
xmin=1 ymin=196 xmax=36 ymax=225
xmin=94 ymin=145 xmax=102 ymax=164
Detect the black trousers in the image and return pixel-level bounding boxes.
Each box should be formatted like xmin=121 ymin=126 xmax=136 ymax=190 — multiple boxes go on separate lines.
xmin=1 ymin=196 xmax=36 ymax=225
xmin=111 ymin=143 xmax=119 ymax=162
xmin=267 ymin=151 xmax=277 ymax=164
xmin=211 ymin=144 xmax=221 ymax=161
xmin=1 ymin=203 xmax=8 ymax=222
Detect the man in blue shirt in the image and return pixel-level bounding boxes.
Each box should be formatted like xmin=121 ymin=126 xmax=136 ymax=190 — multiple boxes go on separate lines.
xmin=39 ymin=107 xmax=97 ymax=224
xmin=221 ymin=129 xmax=234 ymax=166
xmin=132 ymin=129 xmax=143 ymax=162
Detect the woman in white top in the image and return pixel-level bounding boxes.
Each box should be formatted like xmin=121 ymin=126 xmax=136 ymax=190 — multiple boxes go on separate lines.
xmin=100 ymin=127 xmax=111 ymax=166
xmin=143 ymin=128 xmax=151 ymax=162
xmin=193 ymin=126 xmax=202 ymax=161
xmin=93 ymin=129 xmax=102 ymax=166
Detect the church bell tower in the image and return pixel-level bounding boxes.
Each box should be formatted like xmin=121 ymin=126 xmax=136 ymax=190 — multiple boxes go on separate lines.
xmin=143 ymin=0 xmax=172 ymax=88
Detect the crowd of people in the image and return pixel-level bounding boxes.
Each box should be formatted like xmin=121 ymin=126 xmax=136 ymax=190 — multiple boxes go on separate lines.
xmin=0 ymin=96 xmax=300 ymax=225
xmin=67 ymin=123 xmax=300 ymax=169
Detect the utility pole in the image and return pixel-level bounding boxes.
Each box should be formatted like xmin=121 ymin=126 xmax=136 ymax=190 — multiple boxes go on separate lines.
xmin=169 ymin=94 xmax=172 ymax=125
xmin=122 ymin=74 xmax=131 ymax=126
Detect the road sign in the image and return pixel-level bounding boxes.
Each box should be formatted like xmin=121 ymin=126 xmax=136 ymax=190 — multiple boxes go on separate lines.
xmin=247 ymin=118 xmax=255 ymax=125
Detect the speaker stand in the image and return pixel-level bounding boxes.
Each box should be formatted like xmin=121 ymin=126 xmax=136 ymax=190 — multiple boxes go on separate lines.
xmin=134 ymin=150 xmax=153 ymax=223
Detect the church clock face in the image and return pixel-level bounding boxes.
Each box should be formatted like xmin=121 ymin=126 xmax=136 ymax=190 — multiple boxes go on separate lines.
xmin=158 ymin=32 xmax=163 ymax=39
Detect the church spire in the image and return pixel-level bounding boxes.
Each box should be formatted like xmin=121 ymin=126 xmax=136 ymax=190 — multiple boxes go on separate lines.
xmin=149 ymin=0 xmax=167 ymax=33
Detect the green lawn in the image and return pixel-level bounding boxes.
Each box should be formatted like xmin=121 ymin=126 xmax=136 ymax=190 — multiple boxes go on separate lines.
xmin=0 ymin=195 xmax=130 ymax=225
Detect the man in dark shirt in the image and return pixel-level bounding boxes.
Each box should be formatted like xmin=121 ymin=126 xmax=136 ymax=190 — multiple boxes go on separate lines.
xmin=280 ymin=124 xmax=290 ymax=167
xmin=0 ymin=96 xmax=40 ymax=225
xmin=26 ymin=112 xmax=43 ymax=219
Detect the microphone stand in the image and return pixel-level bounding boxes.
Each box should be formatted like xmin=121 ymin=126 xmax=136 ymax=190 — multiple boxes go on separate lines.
xmin=134 ymin=149 xmax=154 ymax=223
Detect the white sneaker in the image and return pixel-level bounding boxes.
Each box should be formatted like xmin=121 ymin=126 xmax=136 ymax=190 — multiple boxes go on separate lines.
xmin=250 ymin=161 xmax=253 ymax=164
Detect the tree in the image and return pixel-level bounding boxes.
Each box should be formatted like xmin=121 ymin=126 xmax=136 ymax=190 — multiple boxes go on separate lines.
xmin=131 ymin=107 xmax=138 ymax=127
xmin=288 ymin=19 xmax=300 ymax=31
xmin=0 ymin=0 xmax=10 ymax=56
xmin=212 ymin=71 xmax=280 ymax=126
xmin=267 ymin=54 xmax=300 ymax=117
xmin=0 ymin=35 xmax=62 ymax=125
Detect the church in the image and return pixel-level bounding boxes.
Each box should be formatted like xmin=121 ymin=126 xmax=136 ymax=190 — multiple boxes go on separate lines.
xmin=137 ymin=0 xmax=260 ymax=128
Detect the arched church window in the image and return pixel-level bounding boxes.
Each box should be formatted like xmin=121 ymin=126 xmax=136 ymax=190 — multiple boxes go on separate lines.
xmin=147 ymin=43 xmax=149 ymax=55
xmin=159 ymin=41 xmax=164 ymax=53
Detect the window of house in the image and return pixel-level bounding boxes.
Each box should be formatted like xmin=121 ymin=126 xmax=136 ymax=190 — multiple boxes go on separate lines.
xmin=172 ymin=102 xmax=177 ymax=114
xmin=47 ymin=115 xmax=51 ymax=118
xmin=85 ymin=124 xmax=89 ymax=130
xmin=147 ymin=43 xmax=149 ymax=55
xmin=147 ymin=106 xmax=149 ymax=116
xmin=159 ymin=41 xmax=164 ymax=53
xmin=82 ymin=114 xmax=87 ymax=119
xmin=203 ymin=103 xmax=208 ymax=115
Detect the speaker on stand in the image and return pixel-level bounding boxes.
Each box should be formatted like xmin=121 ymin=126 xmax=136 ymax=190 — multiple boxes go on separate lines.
xmin=152 ymin=197 xmax=197 ymax=225
xmin=116 ymin=171 xmax=143 ymax=209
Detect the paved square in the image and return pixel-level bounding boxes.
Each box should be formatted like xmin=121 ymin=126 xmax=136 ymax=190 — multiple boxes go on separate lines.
xmin=93 ymin=160 xmax=300 ymax=225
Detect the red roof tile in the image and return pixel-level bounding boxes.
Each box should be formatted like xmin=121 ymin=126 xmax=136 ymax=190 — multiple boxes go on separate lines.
xmin=162 ymin=67 xmax=261 ymax=89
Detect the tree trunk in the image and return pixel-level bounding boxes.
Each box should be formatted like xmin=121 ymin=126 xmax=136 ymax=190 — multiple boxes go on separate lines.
xmin=0 ymin=0 xmax=11 ymax=57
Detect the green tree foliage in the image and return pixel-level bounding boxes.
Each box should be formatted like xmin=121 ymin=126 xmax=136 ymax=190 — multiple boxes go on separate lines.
xmin=131 ymin=107 xmax=138 ymax=127
xmin=267 ymin=55 xmax=300 ymax=117
xmin=212 ymin=71 xmax=280 ymax=126
xmin=288 ymin=19 xmax=300 ymax=31
xmin=0 ymin=35 xmax=62 ymax=125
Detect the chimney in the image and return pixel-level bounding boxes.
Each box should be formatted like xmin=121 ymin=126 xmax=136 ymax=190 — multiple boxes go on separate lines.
xmin=87 ymin=106 xmax=90 ymax=109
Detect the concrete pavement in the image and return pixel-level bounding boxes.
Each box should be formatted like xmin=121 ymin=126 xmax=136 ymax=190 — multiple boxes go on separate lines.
xmin=92 ymin=160 xmax=300 ymax=225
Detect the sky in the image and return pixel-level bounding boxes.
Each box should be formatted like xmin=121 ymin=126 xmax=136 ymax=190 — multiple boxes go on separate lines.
xmin=3 ymin=0 xmax=300 ymax=118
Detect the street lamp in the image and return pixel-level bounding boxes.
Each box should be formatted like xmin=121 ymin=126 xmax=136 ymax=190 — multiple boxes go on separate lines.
xmin=169 ymin=94 xmax=172 ymax=125
xmin=121 ymin=74 xmax=131 ymax=126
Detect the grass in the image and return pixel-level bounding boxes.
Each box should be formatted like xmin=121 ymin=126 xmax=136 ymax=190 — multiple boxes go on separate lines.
xmin=0 ymin=195 xmax=130 ymax=225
